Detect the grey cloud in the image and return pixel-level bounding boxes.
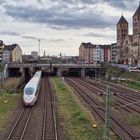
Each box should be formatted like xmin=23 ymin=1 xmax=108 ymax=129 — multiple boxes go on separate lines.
xmin=63 ymin=0 xmax=97 ymax=4
xmin=49 ymin=25 xmax=69 ymax=30
xmin=47 ymin=0 xmax=136 ymax=10
xmin=3 ymin=0 xmax=138 ymax=30
xmin=104 ymin=0 xmax=126 ymax=9
xmin=104 ymin=0 xmax=138 ymax=11
xmin=4 ymin=4 xmax=114 ymax=29
xmin=23 ymin=35 xmax=65 ymax=42
xmin=22 ymin=36 xmax=39 ymax=40
xmin=79 ymin=0 xmax=97 ymax=4
xmin=22 ymin=36 xmax=46 ymax=40
xmin=48 ymin=39 xmax=65 ymax=42
xmin=84 ymin=32 xmax=113 ymax=38
xmin=0 ymin=31 xmax=20 ymax=36
xmin=37 ymin=0 xmax=42 ymax=3
xmin=0 ymin=0 xmax=6 ymax=4
xmin=47 ymin=16 xmax=112 ymax=28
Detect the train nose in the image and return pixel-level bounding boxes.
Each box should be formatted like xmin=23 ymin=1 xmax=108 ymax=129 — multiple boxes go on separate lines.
xmin=24 ymin=96 xmax=32 ymax=102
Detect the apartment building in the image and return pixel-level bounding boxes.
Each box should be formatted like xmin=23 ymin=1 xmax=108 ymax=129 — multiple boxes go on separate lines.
xmin=79 ymin=42 xmax=111 ymax=64
xmin=93 ymin=45 xmax=104 ymax=63
xmin=3 ymin=44 xmax=22 ymax=64
xmin=79 ymin=42 xmax=95 ymax=63
xmin=110 ymin=43 xmax=117 ymax=63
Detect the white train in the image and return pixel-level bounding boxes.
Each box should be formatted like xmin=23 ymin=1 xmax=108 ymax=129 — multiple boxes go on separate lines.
xmin=23 ymin=70 xmax=42 ymax=106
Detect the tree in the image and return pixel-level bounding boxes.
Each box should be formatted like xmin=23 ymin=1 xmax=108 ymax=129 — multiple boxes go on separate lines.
xmin=135 ymin=47 xmax=140 ymax=64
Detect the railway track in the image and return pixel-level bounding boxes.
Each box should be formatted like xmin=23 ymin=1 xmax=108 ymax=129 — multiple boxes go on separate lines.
xmin=42 ymin=74 xmax=58 ymax=140
xmin=6 ymin=107 xmax=32 ymax=140
xmin=89 ymin=79 xmax=140 ymax=102
xmin=76 ymin=78 xmax=140 ymax=115
xmin=65 ymin=78 xmax=140 ymax=140
xmin=6 ymin=73 xmax=58 ymax=140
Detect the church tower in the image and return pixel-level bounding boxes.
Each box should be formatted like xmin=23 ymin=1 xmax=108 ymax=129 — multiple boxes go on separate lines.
xmin=117 ymin=15 xmax=128 ymax=48
xmin=133 ymin=4 xmax=140 ymax=46
xmin=116 ymin=15 xmax=128 ymax=63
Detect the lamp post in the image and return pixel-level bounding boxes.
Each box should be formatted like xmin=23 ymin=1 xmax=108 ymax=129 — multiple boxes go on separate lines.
xmin=38 ymin=39 xmax=40 ymax=63
xmin=59 ymin=53 xmax=62 ymax=86
xmin=38 ymin=39 xmax=40 ymax=57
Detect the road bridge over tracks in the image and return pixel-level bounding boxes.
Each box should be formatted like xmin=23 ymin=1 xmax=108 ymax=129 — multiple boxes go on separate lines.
xmin=4 ymin=63 xmax=101 ymax=78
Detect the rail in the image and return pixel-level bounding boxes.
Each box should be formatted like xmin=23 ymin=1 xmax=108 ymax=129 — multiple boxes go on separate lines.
xmin=66 ymin=78 xmax=140 ymax=140
xmin=7 ymin=107 xmax=32 ymax=140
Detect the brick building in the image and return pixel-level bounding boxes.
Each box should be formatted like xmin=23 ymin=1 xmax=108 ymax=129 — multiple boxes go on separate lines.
xmin=79 ymin=42 xmax=111 ymax=64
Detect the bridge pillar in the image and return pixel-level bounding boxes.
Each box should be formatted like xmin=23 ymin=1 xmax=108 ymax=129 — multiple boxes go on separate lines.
xmin=81 ymin=68 xmax=85 ymax=77
xmin=20 ymin=67 xmax=25 ymax=78
xmin=29 ymin=67 xmax=35 ymax=77
xmin=57 ymin=68 xmax=61 ymax=77
xmin=3 ymin=64 xmax=9 ymax=78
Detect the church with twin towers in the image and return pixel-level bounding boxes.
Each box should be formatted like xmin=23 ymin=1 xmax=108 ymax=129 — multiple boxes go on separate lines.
xmin=117 ymin=3 xmax=140 ymax=65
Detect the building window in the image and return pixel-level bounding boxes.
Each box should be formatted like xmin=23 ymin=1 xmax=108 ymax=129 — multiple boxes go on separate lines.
xmin=134 ymin=29 xmax=137 ymax=33
xmin=134 ymin=23 xmax=137 ymax=26
xmin=134 ymin=42 xmax=137 ymax=46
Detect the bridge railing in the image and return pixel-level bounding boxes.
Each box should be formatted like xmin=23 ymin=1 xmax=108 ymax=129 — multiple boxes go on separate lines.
xmin=7 ymin=63 xmax=101 ymax=68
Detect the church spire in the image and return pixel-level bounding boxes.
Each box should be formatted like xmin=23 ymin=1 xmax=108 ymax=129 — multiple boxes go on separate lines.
xmin=117 ymin=15 xmax=128 ymax=25
xmin=133 ymin=3 xmax=140 ymax=17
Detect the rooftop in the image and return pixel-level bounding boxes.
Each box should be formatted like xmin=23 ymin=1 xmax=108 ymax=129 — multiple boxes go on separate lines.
xmin=81 ymin=42 xmax=111 ymax=49
xmin=4 ymin=44 xmax=20 ymax=51
xmin=133 ymin=4 xmax=140 ymax=17
xmin=117 ymin=15 xmax=128 ymax=25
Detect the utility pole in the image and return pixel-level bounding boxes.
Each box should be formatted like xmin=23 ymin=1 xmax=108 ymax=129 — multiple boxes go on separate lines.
xmin=38 ymin=39 xmax=40 ymax=57
xmin=59 ymin=53 xmax=62 ymax=85
xmin=103 ymin=85 xmax=110 ymax=140
xmin=38 ymin=39 xmax=40 ymax=63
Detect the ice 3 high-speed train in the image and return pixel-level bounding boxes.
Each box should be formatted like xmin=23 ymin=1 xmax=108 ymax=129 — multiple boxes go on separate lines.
xmin=23 ymin=70 xmax=42 ymax=106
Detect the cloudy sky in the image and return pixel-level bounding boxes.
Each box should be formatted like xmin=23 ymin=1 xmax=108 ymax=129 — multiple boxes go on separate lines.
xmin=0 ymin=0 xmax=139 ymax=56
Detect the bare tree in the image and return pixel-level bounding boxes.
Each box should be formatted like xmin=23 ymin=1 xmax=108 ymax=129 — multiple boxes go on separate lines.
xmin=135 ymin=47 xmax=140 ymax=64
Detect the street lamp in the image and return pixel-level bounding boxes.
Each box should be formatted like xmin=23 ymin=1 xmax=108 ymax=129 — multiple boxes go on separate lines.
xmin=59 ymin=53 xmax=62 ymax=86
xmin=38 ymin=39 xmax=40 ymax=63
xmin=60 ymin=52 xmax=62 ymax=76
xmin=38 ymin=39 xmax=40 ymax=57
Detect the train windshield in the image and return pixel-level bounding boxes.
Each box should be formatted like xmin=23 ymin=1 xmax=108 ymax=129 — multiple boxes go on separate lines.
xmin=25 ymin=87 xmax=34 ymax=95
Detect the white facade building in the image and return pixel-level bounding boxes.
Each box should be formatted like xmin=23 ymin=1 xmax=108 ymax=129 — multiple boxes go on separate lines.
xmin=2 ymin=48 xmax=10 ymax=64
xmin=93 ymin=45 xmax=104 ymax=63
xmin=110 ymin=43 xmax=117 ymax=63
